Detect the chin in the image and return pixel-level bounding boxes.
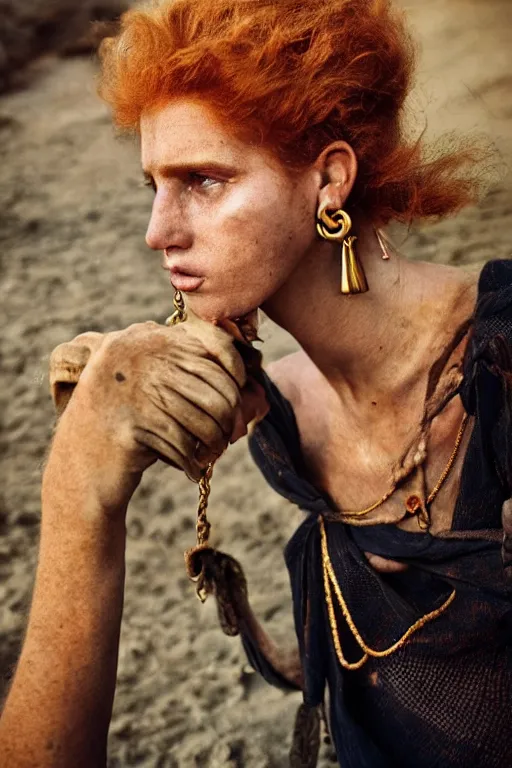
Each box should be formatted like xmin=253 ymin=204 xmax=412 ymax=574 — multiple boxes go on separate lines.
xmin=186 ymin=294 xmax=259 ymax=324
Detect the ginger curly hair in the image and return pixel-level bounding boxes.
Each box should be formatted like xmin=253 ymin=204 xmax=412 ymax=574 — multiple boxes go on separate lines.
xmin=98 ymin=0 xmax=488 ymax=225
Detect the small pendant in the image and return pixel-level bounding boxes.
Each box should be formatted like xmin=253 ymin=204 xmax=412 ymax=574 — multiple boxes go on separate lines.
xmin=405 ymin=494 xmax=423 ymax=515
xmin=405 ymin=494 xmax=430 ymax=530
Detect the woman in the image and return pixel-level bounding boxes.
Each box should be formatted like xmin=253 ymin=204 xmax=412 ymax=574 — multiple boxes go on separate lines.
xmin=0 ymin=0 xmax=511 ymax=766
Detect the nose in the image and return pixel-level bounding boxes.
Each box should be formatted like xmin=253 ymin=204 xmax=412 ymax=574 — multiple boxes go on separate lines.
xmin=145 ymin=189 xmax=192 ymax=252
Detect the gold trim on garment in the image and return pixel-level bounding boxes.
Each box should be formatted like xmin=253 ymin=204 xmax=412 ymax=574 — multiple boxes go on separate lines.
xmin=319 ymin=515 xmax=456 ymax=671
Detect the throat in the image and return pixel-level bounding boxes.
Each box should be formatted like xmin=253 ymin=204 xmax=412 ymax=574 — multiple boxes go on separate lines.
xmin=285 ymin=305 xmax=472 ymax=526
xmin=264 ymin=238 xmax=478 ymax=410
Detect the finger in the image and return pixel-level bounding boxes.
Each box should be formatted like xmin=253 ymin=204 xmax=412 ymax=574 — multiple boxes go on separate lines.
xmin=135 ymin=432 xmax=202 ymax=481
xmin=230 ymin=379 xmax=269 ymax=443
xmin=179 ymin=321 xmax=247 ymax=388
xmin=49 ymin=338 xmax=104 ymax=413
xmin=49 ymin=333 xmax=105 ymax=384
xmin=240 ymin=378 xmax=270 ymax=426
xmin=133 ymin=418 xmax=203 ymax=480
xmin=69 ymin=331 xmax=105 ymax=350
xmin=230 ymin=406 xmax=248 ymax=444
xmin=49 ymin=341 xmax=94 ymax=385
xmin=170 ymin=355 xmax=241 ymax=410
xmin=148 ymin=409 xmax=224 ymax=472
xmin=166 ymin=378 xmax=237 ymax=437
xmin=165 ymin=371 xmax=239 ymax=436
xmin=148 ymin=384 xmax=227 ymax=452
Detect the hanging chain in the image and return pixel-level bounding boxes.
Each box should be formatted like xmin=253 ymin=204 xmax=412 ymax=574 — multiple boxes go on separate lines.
xmin=166 ymin=290 xmax=213 ymax=551
xmin=319 ymin=514 xmax=456 ymax=670
xmin=165 ymin=289 xmax=187 ymax=326
xmin=196 ymin=462 xmax=213 ymax=546
xmin=426 ymin=412 xmax=468 ymax=505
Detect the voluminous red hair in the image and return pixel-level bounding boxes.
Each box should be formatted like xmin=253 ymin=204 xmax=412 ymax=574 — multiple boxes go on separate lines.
xmin=98 ymin=0 xmax=488 ymax=225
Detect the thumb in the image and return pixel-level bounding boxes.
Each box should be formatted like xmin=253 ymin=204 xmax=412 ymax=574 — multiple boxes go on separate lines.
xmin=230 ymin=377 xmax=269 ymax=443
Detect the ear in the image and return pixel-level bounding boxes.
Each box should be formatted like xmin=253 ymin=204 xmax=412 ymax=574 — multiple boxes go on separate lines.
xmin=313 ymin=141 xmax=358 ymax=212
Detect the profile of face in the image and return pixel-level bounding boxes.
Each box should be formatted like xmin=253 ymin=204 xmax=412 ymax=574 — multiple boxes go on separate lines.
xmin=141 ymin=99 xmax=332 ymax=323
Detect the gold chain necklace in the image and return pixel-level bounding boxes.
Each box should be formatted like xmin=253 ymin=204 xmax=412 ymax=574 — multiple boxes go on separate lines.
xmin=342 ymin=411 xmax=469 ymax=521
xmin=320 ymin=514 xmax=457 ymax=670
xmin=167 ymin=288 xmax=466 ymax=665
xmin=167 ymin=287 xmax=469 ymax=565
xmin=320 ymin=411 xmax=468 ymax=671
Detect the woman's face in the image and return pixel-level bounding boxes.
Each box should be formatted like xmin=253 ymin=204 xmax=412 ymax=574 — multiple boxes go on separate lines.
xmin=141 ymin=99 xmax=320 ymax=322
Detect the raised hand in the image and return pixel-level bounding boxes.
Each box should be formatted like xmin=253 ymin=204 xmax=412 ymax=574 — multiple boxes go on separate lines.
xmin=46 ymin=319 xmax=255 ymax=514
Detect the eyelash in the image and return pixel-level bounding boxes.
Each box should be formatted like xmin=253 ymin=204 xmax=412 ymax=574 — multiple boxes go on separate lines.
xmin=141 ymin=173 xmax=219 ymax=193
xmin=187 ymin=172 xmax=219 ymax=189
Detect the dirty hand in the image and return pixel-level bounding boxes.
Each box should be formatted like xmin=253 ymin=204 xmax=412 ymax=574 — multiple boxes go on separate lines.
xmin=46 ymin=320 xmax=267 ymax=512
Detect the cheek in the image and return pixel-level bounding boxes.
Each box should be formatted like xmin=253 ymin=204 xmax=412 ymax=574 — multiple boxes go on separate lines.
xmin=214 ymin=184 xmax=311 ymax=280
xmin=222 ymin=216 xmax=300 ymax=296
xmin=188 ymin=176 xmax=315 ymax=319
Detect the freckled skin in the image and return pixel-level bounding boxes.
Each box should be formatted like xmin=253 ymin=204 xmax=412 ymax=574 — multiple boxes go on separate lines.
xmin=140 ymin=98 xmax=479 ymax=533
xmin=141 ymin=100 xmax=322 ymax=322
xmin=0 ymin=97 xmax=483 ymax=766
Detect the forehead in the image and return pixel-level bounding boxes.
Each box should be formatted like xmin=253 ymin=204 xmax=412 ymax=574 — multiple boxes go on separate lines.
xmin=140 ymin=98 xmax=251 ymax=171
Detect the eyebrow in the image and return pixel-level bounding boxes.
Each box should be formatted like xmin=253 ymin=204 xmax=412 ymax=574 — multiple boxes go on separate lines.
xmin=142 ymin=161 xmax=239 ymax=179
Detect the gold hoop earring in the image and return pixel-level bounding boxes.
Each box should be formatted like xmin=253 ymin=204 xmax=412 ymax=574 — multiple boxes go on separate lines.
xmin=316 ymin=205 xmax=368 ymax=295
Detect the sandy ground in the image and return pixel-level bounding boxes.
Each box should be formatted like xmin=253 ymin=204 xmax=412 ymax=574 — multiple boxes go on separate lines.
xmin=0 ymin=1 xmax=511 ymax=765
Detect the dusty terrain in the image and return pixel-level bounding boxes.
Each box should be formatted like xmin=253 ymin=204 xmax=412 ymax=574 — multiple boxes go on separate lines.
xmin=0 ymin=0 xmax=128 ymax=92
xmin=0 ymin=1 xmax=511 ymax=765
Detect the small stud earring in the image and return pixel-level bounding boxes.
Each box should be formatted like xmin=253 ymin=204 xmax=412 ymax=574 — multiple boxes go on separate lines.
xmin=375 ymin=228 xmax=393 ymax=260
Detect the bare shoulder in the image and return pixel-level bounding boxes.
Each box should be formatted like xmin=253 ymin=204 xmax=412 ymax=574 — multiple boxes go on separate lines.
xmin=264 ymin=350 xmax=315 ymax=408
xmin=264 ymin=351 xmax=333 ymax=456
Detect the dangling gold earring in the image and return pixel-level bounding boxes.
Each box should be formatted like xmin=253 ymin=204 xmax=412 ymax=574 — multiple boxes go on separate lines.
xmin=316 ymin=204 xmax=368 ymax=294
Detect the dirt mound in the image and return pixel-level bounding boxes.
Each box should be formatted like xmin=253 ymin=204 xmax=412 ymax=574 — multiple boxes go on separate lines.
xmin=0 ymin=0 xmax=128 ymax=93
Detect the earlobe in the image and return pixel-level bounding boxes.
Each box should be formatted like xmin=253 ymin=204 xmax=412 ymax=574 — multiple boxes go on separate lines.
xmin=317 ymin=182 xmax=346 ymax=214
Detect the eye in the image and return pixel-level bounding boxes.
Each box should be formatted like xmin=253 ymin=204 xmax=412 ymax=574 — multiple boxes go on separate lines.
xmin=187 ymin=172 xmax=220 ymax=190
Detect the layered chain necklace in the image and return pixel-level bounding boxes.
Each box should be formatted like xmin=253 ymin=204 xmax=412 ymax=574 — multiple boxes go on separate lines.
xmin=167 ymin=282 xmax=467 ymax=673
xmin=319 ymin=395 xmax=469 ymax=671
xmin=341 ymin=411 xmax=469 ymax=527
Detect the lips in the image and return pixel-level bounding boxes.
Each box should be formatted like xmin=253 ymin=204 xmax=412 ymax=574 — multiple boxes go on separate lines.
xmin=169 ymin=267 xmax=204 ymax=293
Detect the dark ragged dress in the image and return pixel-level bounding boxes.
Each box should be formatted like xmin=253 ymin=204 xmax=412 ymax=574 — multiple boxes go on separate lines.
xmin=245 ymin=260 xmax=512 ymax=768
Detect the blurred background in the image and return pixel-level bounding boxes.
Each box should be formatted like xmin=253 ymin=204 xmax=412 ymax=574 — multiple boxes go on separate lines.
xmin=0 ymin=1 xmax=511 ymax=765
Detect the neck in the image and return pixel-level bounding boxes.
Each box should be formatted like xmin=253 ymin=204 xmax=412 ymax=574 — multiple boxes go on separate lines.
xmin=261 ymin=218 xmax=477 ymax=407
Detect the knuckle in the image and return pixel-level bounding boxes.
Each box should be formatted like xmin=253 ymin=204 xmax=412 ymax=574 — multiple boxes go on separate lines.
xmin=94 ymin=333 xmax=124 ymax=361
xmin=50 ymin=332 xmax=104 ymax=365
xmin=70 ymin=331 xmax=105 ymax=347
xmin=49 ymin=341 xmax=91 ymax=379
xmin=114 ymin=322 xmax=178 ymax=355
xmin=49 ymin=342 xmax=68 ymax=367
xmin=195 ymin=441 xmax=226 ymax=466
xmin=202 ymin=419 xmax=225 ymax=445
